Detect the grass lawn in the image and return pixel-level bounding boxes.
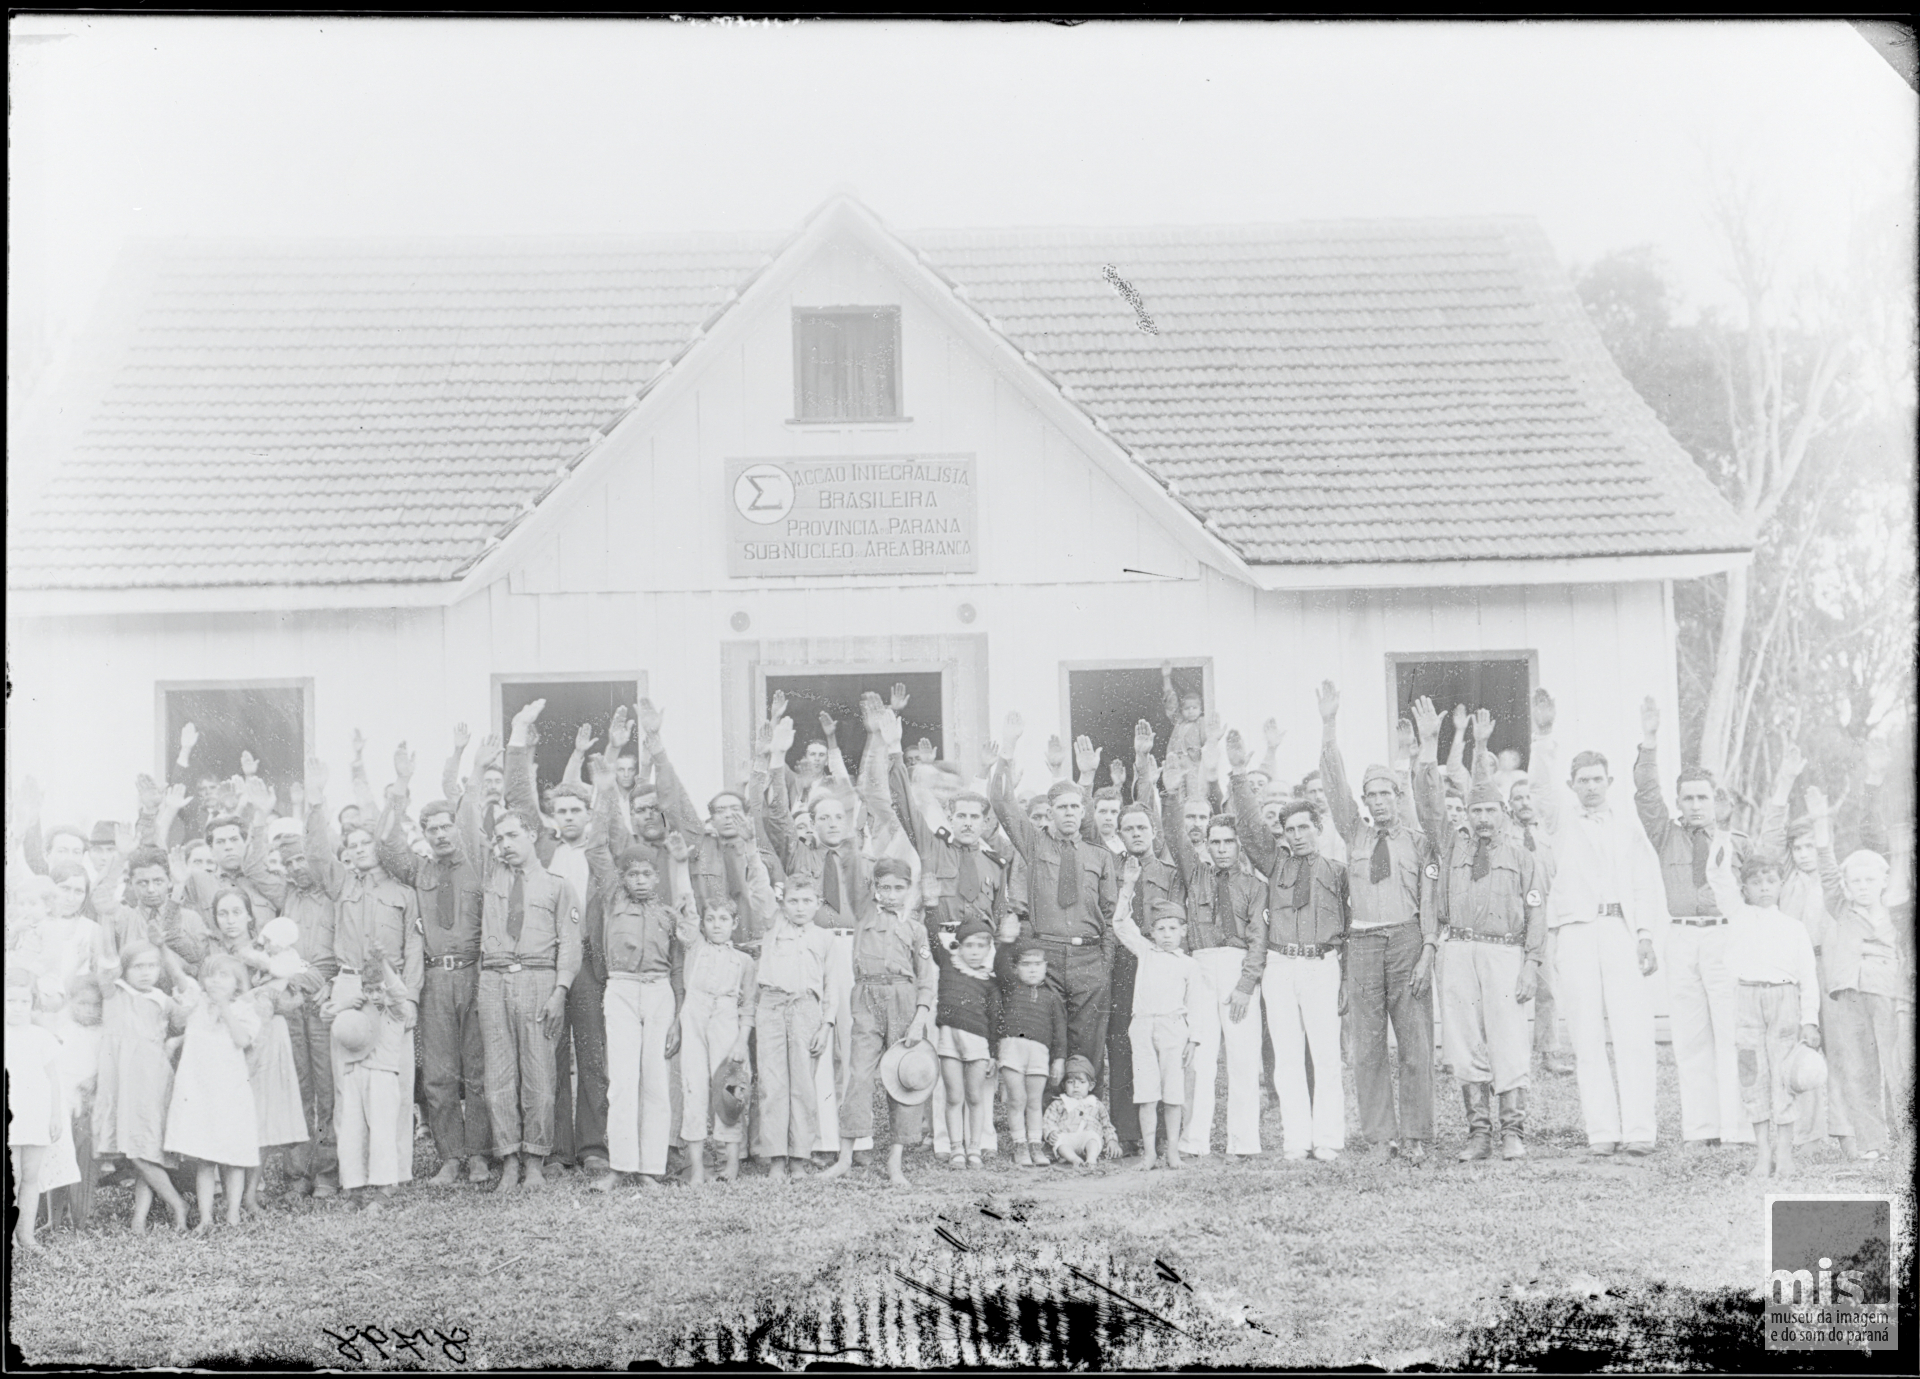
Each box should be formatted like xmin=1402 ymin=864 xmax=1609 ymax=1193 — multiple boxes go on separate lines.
xmin=9 ymin=1046 xmax=1909 ymax=1370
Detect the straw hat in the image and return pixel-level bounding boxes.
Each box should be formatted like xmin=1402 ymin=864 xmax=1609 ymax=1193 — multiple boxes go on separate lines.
xmin=1786 ymin=1042 xmax=1828 ymax=1095
xmin=331 ymin=1006 xmax=378 ymax=1060
xmin=711 ymin=1058 xmax=751 ymax=1129
xmin=879 ymin=1038 xmax=940 ymax=1106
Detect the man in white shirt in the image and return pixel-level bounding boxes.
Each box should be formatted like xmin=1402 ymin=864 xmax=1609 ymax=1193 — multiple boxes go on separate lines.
xmin=1536 ymin=733 xmax=1667 ymax=1156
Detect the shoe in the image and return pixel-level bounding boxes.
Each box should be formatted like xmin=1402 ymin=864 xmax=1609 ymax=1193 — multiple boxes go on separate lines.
xmin=312 ymin=1179 xmax=338 ymax=1199
xmin=966 ymin=1153 xmax=983 ymax=1169
xmin=1030 ymin=1144 xmax=1052 ymax=1166
xmin=1402 ymin=1140 xmax=1428 ymax=1166
xmin=1498 ymin=1089 xmax=1527 ymax=1160
xmin=1457 ymin=1083 xmax=1493 ymax=1162
xmin=950 ymin=1154 xmax=967 ymax=1170
xmin=1310 ymin=1147 xmax=1340 ymax=1162
xmin=1544 ymin=1057 xmax=1576 ymax=1077
xmin=1622 ymin=1141 xmax=1656 ymax=1157
xmin=1588 ymin=1142 xmax=1617 ymax=1157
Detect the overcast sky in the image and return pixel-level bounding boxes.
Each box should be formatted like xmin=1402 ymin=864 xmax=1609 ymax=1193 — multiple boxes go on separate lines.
xmin=9 ymin=17 xmax=1914 ymax=371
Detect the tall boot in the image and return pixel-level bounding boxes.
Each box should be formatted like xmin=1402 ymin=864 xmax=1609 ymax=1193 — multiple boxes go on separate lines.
xmin=1499 ymin=1087 xmax=1527 ymax=1160
xmin=1456 ymin=1082 xmax=1493 ymax=1161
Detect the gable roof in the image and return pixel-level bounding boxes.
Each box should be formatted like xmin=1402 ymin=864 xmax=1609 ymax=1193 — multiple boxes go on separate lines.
xmin=8 ymin=201 xmax=1748 ymax=593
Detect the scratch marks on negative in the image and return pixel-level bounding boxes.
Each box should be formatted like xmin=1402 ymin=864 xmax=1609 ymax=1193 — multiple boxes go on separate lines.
xmin=1103 ymin=264 xmax=1160 ymax=334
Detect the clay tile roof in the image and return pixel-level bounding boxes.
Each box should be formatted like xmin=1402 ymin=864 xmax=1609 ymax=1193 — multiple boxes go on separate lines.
xmin=8 ymin=212 xmax=1746 ymax=591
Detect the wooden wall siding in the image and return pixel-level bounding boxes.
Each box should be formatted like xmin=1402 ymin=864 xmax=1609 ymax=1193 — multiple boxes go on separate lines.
xmin=507 ymin=228 xmax=1201 ymax=597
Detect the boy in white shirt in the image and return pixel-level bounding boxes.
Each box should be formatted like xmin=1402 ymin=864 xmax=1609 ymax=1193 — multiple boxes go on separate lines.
xmin=1705 ymin=846 xmax=1821 ymax=1179
xmin=1115 ymin=857 xmax=1208 ymax=1171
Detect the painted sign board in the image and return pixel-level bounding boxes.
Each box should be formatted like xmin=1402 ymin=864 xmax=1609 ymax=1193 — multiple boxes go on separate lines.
xmin=725 ymin=454 xmax=979 ymax=577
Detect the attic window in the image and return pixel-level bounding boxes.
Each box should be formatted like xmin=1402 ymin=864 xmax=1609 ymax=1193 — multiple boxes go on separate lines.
xmin=793 ymin=307 xmax=901 ymax=421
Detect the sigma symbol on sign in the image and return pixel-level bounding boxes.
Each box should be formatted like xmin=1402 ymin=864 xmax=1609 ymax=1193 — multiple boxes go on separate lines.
xmin=733 ymin=464 xmax=796 ymax=525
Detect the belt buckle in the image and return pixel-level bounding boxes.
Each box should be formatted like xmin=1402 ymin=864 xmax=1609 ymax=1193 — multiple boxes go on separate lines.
xmin=507 ymin=962 xmax=523 ymax=974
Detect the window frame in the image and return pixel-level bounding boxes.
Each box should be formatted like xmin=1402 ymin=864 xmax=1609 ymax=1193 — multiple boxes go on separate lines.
xmin=1059 ymin=658 xmax=1215 ymax=793
xmin=154 ymin=676 xmax=316 ymax=789
xmin=1383 ymin=649 xmax=1539 ymax=770
xmin=790 ymin=305 xmax=904 ymax=423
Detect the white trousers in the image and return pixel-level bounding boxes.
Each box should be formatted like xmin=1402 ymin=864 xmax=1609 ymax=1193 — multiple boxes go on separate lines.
xmin=810 ymin=931 xmax=873 ymax=1153
xmin=1261 ymin=951 xmax=1345 ymax=1157
xmin=679 ymin=989 xmax=742 ymax=1145
xmin=1556 ymin=919 xmax=1657 ymax=1146
xmin=1181 ymin=947 xmax=1261 ymax=1156
xmin=1440 ymin=938 xmax=1531 ymax=1094
xmin=336 ymin=1063 xmax=403 ymax=1190
xmin=604 ymin=976 xmax=673 ymax=1175
xmin=330 ymin=1026 xmax=413 ymax=1185
xmin=1666 ymin=922 xmax=1752 ymax=1143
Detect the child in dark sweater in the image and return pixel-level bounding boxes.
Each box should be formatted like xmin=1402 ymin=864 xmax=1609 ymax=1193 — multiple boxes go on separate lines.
xmin=995 ymin=933 xmax=1069 ymax=1167
xmin=927 ymin=915 xmax=1001 ymax=1167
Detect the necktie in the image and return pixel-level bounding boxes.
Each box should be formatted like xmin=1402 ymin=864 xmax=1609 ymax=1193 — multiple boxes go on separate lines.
xmin=1369 ymin=831 xmax=1392 ymax=885
xmin=1215 ymin=870 xmax=1235 ymax=934
xmin=1524 ymin=827 xmax=1536 ymax=853
xmin=1055 ymin=836 xmax=1079 ymax=911
xmin=435 ymin=874 xmax=454 ymax=930
xmin=822 ymin=846 xmax=844 ymax=914
xmin=1690 ymin=828 xmax=1711 ymax=887
xmin=1291 ymin=859 xmax=1312 ymax=911
xmin=1471 ymin=836 xmax=1492 ymax=881
xmin=724 ymin=845 xmax=748 ymax=915
xmin=507 ymin=869 xmax=525 ymax=942
xmin=956 ymin=845 xmax=981 ymax=903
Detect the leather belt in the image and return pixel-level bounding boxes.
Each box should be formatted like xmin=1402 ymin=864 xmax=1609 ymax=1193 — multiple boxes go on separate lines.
xmin=856 ymin=972 xmax=912 ymax=985
xmin=1037 ymin=935 xmax=1095 ymax=947
xmin=483 ymin=959 xmax=556 ymax=973
xmin=608 ymin=970 xmax=669 ymax=983
xmin=1738 ymin=978 xmax=1797 ymax=987
xmin=430 ymin=955 xmax=477 ymax=970
xmin=1272 ymin=943 xmax=1330 ymax=958
xmin=1674 ymin=915 xmax=1728 ymax=928
xmin=828 ymin=928 xmax=856 ymax=938
xmin=1597 ymin=904 xmax=1625 ymax=918
xmin=1449 ymin=927 xmax=1526 ymax=948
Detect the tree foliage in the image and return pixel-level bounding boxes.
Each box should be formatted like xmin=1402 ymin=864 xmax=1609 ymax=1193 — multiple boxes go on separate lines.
xmin=1577 ymin=243 xmax=1916 ymax=825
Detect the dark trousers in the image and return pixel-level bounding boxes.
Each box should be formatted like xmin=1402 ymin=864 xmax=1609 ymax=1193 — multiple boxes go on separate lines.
xmin=1105 ymin=943 xmax=1141 ymax=1143
xmin=553 ymin=958 xmax=610 ymax=1167
xmin=285 ymin=999 xmax=338 ymax=1181
xmin=1347 ymin=922 xmax=1435 ymax=1144
xmin=421 ymin=962 xmax=491 ymax=1161
xmin=1042 ymin=942 xmax=1112 ymax=1085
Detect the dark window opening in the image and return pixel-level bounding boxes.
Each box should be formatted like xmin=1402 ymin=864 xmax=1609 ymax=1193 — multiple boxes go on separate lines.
xmin=765 ymin=671 xmax=943 ymax=779
xmin=1067 ymin=664 xmax=1207 ymax=801
xmin=499 ymin=679 xmax=640 ymax=802
xmin=794 ymin=307 xmax=901 ymax=420
xmin=163 ymin=684 xmax=306 ymax=839
xmin=1393 ymin=658 xmax=1533 ymax=773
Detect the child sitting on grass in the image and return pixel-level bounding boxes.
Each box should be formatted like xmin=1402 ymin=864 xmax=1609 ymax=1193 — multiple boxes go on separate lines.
xmin=996 ymin=938 xmax=1067 ymax=1167
xmin=1115 ymin=859 xmax=1207 ymax=1170
xmin=94 ymin=943 xmax=192 ymax=1233
xmin=7 ymin=968 xmax=64 ymax=1254
xmin=1705 ymin=846 xmax=1821 ymax=1179
xmin=1042 ymin=1054 xmax=1121 ymax=1166
xmin=164 ymin=951 xmax=261 ymax=1230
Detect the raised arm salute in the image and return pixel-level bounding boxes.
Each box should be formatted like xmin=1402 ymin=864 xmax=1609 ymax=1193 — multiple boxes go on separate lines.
xmin=473 ymin=698 xmax=584 ymax=1195
xmin=1632 ymin=695 xmax=1748 ymax=1152
xmin=378 ymin=743 xmax=491 ymax=1188
xmin=1317 ymin=680 xmax=1437 ymax=1165
xmin=989 ymin=711 xmax=1120 ymax=1086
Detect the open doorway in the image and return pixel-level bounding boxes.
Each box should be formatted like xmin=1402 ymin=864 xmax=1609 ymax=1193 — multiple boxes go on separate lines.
xmin=764 ymin=670 xmax=944 ymax=775
xmin=497 ymin=676 xmax=643 ymax=799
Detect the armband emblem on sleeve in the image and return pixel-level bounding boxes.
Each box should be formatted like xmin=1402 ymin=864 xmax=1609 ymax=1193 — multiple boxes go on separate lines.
xmin=1526 ymin=890 xmax=1542 ymax=907
xmin=1424 ymin=863 xmax=1439 ymax=880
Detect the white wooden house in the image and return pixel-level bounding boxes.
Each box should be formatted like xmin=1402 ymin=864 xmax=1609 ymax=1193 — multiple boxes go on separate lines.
xmin=9 ymin=195 xmax=1750 ymax=851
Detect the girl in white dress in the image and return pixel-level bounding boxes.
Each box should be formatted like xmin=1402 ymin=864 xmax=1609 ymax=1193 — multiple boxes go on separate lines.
xmin=239 ymin=916 xmax=310 ymax=1214
xmin=7 ymin=969 xmax=65 ymax=1254
xmin=163 ymin=950 xmax=261 ymax=1230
